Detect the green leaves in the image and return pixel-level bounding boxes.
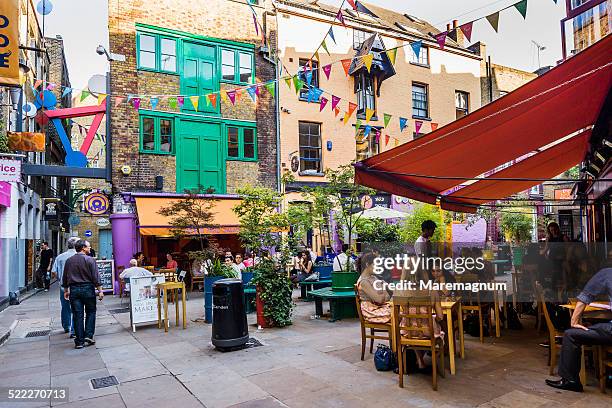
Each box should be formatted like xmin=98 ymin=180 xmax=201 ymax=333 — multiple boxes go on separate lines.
xmin=500 ymin=210 xmax=533 ymax=243
xmin=399 ymin=203 xmax=444 ymax=243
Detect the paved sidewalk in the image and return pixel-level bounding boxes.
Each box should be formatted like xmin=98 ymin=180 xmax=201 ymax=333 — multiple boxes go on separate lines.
xmin=0 ymin=283 xmax=610 ymax=407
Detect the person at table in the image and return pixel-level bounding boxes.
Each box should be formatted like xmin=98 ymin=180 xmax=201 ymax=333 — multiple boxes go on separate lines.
xmin=357 ymin=251 xmax=391 ymax=324
xmin=415 ymin=220 xmax=437 ymax=258
xmin=243 ymin=251 xmax=255 ymax=268
xmin=333 ymin=244 xmax=355 ymax=272
xmin=165 ymin=253 xmax=178 ymax=270
xmin=224 ymin=255 xmax=242 ymax=279
xmin=545 ymin=267 xmax=612 ymax=392
xmin=133 ymin=252 xmax=145 ymax=267
xmin=234 ymin=253 xmax=246 ymax=271
xmin=431 ymin=266 xmax=455 ymax=299
xmin=291 ymin=251 xmax=313 ymax=284
xmin=120 ymin=259 xmax=153 ymax=291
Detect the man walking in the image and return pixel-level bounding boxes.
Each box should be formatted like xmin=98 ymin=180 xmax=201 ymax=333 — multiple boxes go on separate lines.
xmin=62 ymin=240 xmax=103 ymax=349
xmin=415 ymin=220 xmax=436 ymax=257
xmin=51 ymin=237 xmax=79 ymax=337
xmin=36 ymin=242 xmax=54 ymax=291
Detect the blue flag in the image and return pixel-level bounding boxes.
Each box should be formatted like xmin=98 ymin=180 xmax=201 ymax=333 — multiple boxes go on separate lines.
xmin=150 ymin=97 xmax=159 ymax=110
xmin=399 ymin=117 xmax=408 ymax=132
xmin=62 ymin=87 xmax=72 ymax=98
xmin=305 ymin=70 xmax=313 ymax=85
xmin=411 ymin=41 xmax=422 ymax=60
xmin=363 ymin=125 xmax=371 ymax=137
xmin=246 ymin=86 xmax=257 ymax=101
xmin=328 ymin=27 xmax=336 ymax=44
xmin=308 ymin=87 xmax=323 ymax=103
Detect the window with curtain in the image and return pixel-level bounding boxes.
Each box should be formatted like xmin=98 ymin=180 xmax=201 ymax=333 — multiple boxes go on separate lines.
xmin=455 ymin=91 xmax=469 ymax=119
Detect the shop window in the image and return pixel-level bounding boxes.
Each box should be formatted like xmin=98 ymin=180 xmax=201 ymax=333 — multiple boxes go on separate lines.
xmin=139 ymin=115 xmax=174 ymax=154
xmin=226 ymin=126 xmax=257 ymax=161
xmin=298 ymin=59 xmax=319 ymax=101
xmin=220 ymin=49 xmax=254 ymax=84
xmin=137 ymin=32 xmax=177 ymax=73
xmin=455 ymin=91 xmax=469 ymax=119
xmin=298 ymin=121 xmax=322 ymax=173
xmin=356 ymin=72 xmax=376 ymax=119
xmin=412 ymin=82 xmax=429 ymax=119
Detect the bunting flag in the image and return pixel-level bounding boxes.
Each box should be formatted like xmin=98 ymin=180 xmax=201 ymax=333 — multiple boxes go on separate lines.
xmin=190 ymin=95 xmax=199 ymax=111
xmin=363 ymin=54 xmax=373 ymax=73
xmin=334 ymin=106 xmax=341 ymax=117
xmin=514 ymin=0 xmax=528 ymax=19
xmin=343 ymin=112 xmax=351 ymax=124
xmin=265 ymin=82 xmax=276 ymax=97
xmin=322 ymin=64 xmax=332 ymax=80
xmin=435 ymin=31 xmax=447 ymax=49
xmin=347 ymin=102 xmax=357 ymax=117
xmin=385 ymin=134 xmax=390 ymax=146
xmin=168 ymin=97 xmax=177 ymax=109
xmin=149 ymin=96 xmax=158 ymax=110
xmin=132 ymin=97 xmax=141 ymax=110
xmin=208 ymin=93 xmax=217 ymax=108
xmin=347 ymin=0 xmax=357 ymax=10
xmin=328 ymin=27 xmax=336 ymax=44
xmin=341 ymin=59 xmax=352 ymax=76
xmin=305 ymin=70 xmax=313 ymax=85
xmin=34 ymin=79 xmax=43 ymax=89
xmin=235 ymin=89 xmax=243 ymax=103
xmin=114 ymin=96 xmax=125 ymax=107
xmin=375 ymin=130 xmax=380 ymax=144
xmin=365 ymin=108 xmax=375 ymax=122
xmin=46 ymin=83 xmax=56 ymax=91
xmin=80 ymin=90 xmax=91 ymax=102
xmin=308 ymin=87 xmax=323 ymax=103
xmin=386 ymin=48 xmax=397 ymax=65
xmin=293 ymin=76 xmax=304 ymax=94
xmin=394 ymin=139 xmax=399 ymax=147
xmin=246 ymin=86 xmax=257 ymax=102
xmin=460 ymin=22 xmax=473 ymax=42
xmin=321 ymin=40 xmax=330 ymax=56
xmin=415 ymin=120 xmax=423 ymax=134
xmin=486 ymin=12 xmax=500 ymax=32
xmin=356 ymin=119 xmax=362 ymax=131
xmin=204 ymin=94 xmax=211 ymax=107
xmin=314 ymin=50 xmax=320 ymax=62
xmin=177 ymin=96 xmax=184 ymax=107
xmin=399 ymin=117 xmax=408 ymax=132
xmin=411 ymin=41 xmax=422 ymax=59
xmin=284 ymin=76 xmax=292 ymax=90
xmin=336 ymin=10 xmax=345 ymax=26
xmin=127 ymin=94 xmax=134 ymax=102
xmin=431 ymin=122 xmax=439 ymax=131
xmin=252 ymin=14 xmax=259 ymax=35
xmin=227 ymin=90 xmax=236 ymax=105
xmin=62 ymin=87 xmax=72 ymax=98
xmin=363 ymin=125 xmax=371 ymax=137
xmin=219 ymin=90 xmax=229 ymax=104
xmin=331 ymin=95 xmax=341 ymax=111
xmin=319 ymin=96 xmax=328 ymax=112
xmin=97 ymin=94 xmax=107 ymax=105
xmin=383 ymin=113 xmax=392 ymax=128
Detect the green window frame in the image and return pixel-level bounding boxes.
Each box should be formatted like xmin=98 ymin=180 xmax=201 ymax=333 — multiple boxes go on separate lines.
xmin=220 ymin=48 xmax=254 ymax=85
xmin=226 ymin=126 xmax=257 ymax=161
xmin=137 ymin=32 xmax=178 ymax=74
xmin=139 ymin=114 xmax=175 ymax=155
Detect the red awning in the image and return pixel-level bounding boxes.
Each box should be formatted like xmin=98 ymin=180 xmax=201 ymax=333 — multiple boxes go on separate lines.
xmin=355 ymin=35 xmax=612 ymax=213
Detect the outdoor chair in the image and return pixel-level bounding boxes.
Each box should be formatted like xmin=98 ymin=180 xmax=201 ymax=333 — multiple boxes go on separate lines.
xmin=120 ymin=277 xmax=130 ymax=305
xmin=354 ymin=285 xmax=392 ymax=360
xmin=597 ymin=345 xmax=612 ymax=393
xmin=190 ymin=272 xmax=204 ymax=292
xmin=392 ymin=296 xmax=445 ymax=391
xmin=455 ymin=273 xmax=487 ymax=343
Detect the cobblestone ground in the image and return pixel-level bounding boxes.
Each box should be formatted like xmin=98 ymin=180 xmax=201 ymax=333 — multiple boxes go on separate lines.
xmin=0 ymin=284 xmax=610 ymax=407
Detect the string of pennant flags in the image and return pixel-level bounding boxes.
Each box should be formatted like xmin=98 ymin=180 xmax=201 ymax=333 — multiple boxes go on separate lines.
xmin=25 ymin=0 xmax=553 ymax=149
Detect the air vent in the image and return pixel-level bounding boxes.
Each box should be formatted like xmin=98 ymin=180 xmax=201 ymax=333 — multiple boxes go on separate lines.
xmin=25 ymin=330 xmax=51 ymax=338
xmin=90 ymin=376 xmax=119 ymax=389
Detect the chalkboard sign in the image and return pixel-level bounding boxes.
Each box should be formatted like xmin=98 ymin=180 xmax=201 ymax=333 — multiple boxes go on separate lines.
xmin=96 ymin=259 xmax=115 ymax=292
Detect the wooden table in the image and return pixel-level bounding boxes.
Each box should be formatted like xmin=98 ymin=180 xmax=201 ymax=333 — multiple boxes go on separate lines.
xmin=441 ymin=300 xmax=465 ymax=375
xmin=493 ymin=280 xmax=508 ymax=336
xmin=157 ymin=281 xmax=186 ymax=332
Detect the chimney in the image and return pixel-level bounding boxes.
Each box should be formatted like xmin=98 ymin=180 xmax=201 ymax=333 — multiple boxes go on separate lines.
xmin=451 ymin=19 xmax=465 ymax=47
xmin=446 ymin=23 xmax=451 ymax=32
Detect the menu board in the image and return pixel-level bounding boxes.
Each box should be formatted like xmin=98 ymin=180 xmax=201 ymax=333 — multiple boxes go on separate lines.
xmin=96 ymin=260 xmax=115 ymax=292
xmin=129 ymin=275 xmax=166 ymax=330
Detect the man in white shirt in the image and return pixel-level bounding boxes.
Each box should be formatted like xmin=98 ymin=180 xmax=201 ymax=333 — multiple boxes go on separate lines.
xmin=333 ymin=244 xmax=355 ymax=272
xmin=51 ymin=236 xmax=80 ymax=336
xmin=415 ymin=220 xmax=437 ymax=257
xmin=120 ymin=259 xmax=153 ymax=290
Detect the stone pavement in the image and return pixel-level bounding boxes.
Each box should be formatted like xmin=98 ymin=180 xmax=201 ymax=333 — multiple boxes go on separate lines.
xmin=0 ymin=283 xmax=610 ymax=408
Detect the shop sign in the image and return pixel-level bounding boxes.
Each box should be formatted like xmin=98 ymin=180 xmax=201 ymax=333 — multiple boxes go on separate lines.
xmin=0 ymin=159 xmax=20 ymax=182
xmin=96 ymin=218 xmax=110 ymax=227
xmin=554 ymin=188 xmax=573 ymax=200
xmin=0 ymin=0 xmax=20 ymax=87
xmin=84 ymin=192 xmax=109 ymax=215
xmin=130 ymin=275 xmax=166 ymax=331
xmin=43 ymin=200 xmax=59 ymax=221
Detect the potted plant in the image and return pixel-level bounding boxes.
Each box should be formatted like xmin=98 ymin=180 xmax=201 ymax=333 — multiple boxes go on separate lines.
xmin=233 ymin=186 xmax=293 ymax=328
xmin=500 ymin=209 xmax=533 ymax=269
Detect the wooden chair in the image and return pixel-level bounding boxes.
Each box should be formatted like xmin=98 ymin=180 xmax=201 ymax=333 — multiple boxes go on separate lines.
xmin=354 ymin=284 xmax=391 ymax=360
xmin=535 ymin=282 xmax=564 ymax=375
xmin=190 ymin=272 xmax=204 ymax=292
xmin=597 ymin=345 xmax=611 ymax=393
xmin=455 ymin=273 xmax=486 ymax=343
xmin=392 ymin=296 xmax=445 ymax=391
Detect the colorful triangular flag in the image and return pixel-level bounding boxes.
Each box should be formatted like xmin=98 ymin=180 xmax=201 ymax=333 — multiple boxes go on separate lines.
xmin=227 ymin=90 xmax=236 ymax=105
xmin=80 ymin=90 xmax=91 ymax=102
xmin=486 ymin=12 xmax=500 ymax=32
xmin=132 ymin=97 xmax=141 ymax=110
xmin=347 ymin=102 xmax=357 ymax=117
xmin=252 ymin=14 xmax=259 ymax=35
xmin=334 ymin=106 xmax=341 ymax=117
xmin=343 ymin=112 xmax=351 ymax=124
xmin=394 ymin=139 xmax=399 ymax=147
xmin=168 ymin=97 xmax=177 ymax=109
xmin=62 ymin=87 xmax=72 ymax=98
xmin=322 ymin=64 xmax=332 ymax=80
xmin=293 ymin=76 xmax=304 ymax=95
xmin=435 ymin=31 xmax=447 ymax=49
xmin=114 ymin=96 xmax=125 ymax=107
xmin=385 ymin=134 xmax=390 ymax=146
xmin=46 ymin=83 xmax=56 ymax=91
xmin=331 ymin=95 xmax=341 ymax=111
xmin=365 ymin=108 xmax=375 ymax=122
xmin=383 ymin=113 xmax=392 ymax=128
xmin=328 ymin=27 xmax=336 ymax=44
xmin=177 ymin=96 xmax=184 ymax=107
xmin=208 ymin=93 xmax=217 ymax=108
xmin=34 ymin=79 xmax=43 ymax=89
xmin=363 ymin=125 xmax=371 ymax=137
xmin=415 ymin=120 xmax=423 ymax=134
xmin=386 ymin=48 xmax=397 ymax=65
xmin=514 ymin=0 xmax=528 ymax=19
xmin=356 ymin=119 xmax=362 ymax=131
xmin=149 ymin=96 xmax=158 ymax=110
xmin=375 ymin=130 xmax=380 ymax=144
xmin=219 ymin=90 xmax=228 ymax=104
xmin=265 ymin=82 xmax=276 ymax=97
xmin=321 ymin=40 xmax=330 ymax=56
xmin=341 ymin=59 xmax=352 ymax=76
xmin=336 ymin=10 xmax=345 ymax=26
xmin=411 ymin=41 xmax=422 ymax=59
xmin=305 ymin=70 xmax=313 ymax=85
xmin=246 ymin=86 xmax=257 ymax=102
xmin=399 ymin=117 xmax=408 ymax=132
xmin=308 ymin=87 xmax=323 ymax=103
xmin=347 ymin=0 xmax=357 ymax=10
xmin=190 ymin=95 xmax=199 ymax=111
xmin=459 ymin=22 xmax=473 ymax=42
xmin=284 ymin=76 xmax=292 ymax=90
xmin=431 ymin=122 xmax=439 ymax=131
xmin=362 ymin=54 xmax=373 ymax=73
xmin=235 ymin=89 xmax=243 ymax=103
xmin=319 ymin=96 xmax=328 ymax=112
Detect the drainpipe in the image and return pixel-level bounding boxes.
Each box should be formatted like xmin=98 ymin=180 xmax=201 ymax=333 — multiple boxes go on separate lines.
xmin=487 ymin=56 xmax=493 ymax=103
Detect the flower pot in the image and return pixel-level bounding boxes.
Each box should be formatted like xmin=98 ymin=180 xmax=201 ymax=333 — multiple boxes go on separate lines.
xmin=331 ymin=271 xmax=359 ymax=292
xmin=204 ymin=276 xmax=225 ymax=323
xmin=255 ymin=286 xmax=271 ymax=328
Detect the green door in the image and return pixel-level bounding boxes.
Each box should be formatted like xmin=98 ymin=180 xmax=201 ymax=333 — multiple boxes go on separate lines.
xmin=177 ymin=120 xmax=225 ymax=193
xmin=182 ymin=42 xmax=219 ymax=115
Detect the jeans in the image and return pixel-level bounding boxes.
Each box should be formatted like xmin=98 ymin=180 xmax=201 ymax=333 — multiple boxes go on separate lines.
xmin=59 ymin=288 xmax=73 ymax=334
xmin=69 ymin=284 xmax=97 ymax=345
xmin=36 ymin=267 xmax=50 ymax=289
xmin=558 ymin=322 xmax=612 ymax=382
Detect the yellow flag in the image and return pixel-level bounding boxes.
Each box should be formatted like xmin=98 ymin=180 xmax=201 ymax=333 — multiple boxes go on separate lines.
xmin=365 ymin=108 xmax=375 ymax=122
xmin=314 ymin=50 xmax=320 ymax=62
xmin=190 ymin=95 xmax=199 ymax=111
xmin=394 ymin=138 xmax=399 ymax=147
xmin=386 ymin=48 xmax=397 ymax=65
xmin=343 ymin=112 xmax=351 ymax=125
xmin=363 ymin=54 xmax=373 ymax=73
xmin=219 ymin=90 xmax=228 ymax=104
xmin=97 ymin=94 xmax=107 ymax=105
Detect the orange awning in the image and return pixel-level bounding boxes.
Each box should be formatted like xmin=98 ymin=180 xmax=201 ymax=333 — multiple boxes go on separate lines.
xmin=355 ymin=35 xmax=612 ymax=213
xmin=135 ymin=196 xmax=241 ymax=236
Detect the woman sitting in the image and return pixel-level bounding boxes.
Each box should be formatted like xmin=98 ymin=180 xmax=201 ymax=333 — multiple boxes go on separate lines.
xmin=430 ymin=266 xmax=455 ymax=299
xmin=165 ymin=253 xmax=178 ymax=270
xmin=291 ymin=250 xmax=313 ymax=284
xmin=356 ymin=252 xmax=392 ymax=324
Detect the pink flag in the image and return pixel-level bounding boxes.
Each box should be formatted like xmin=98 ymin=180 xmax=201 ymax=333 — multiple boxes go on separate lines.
xmin=435 ymin=31 xmax=447 ymax=49
xmin=114 ymin=96 xmax=124 ymax=107
xmin=336 ymin=10 xmax=345 ymax=26
xmin=415 ymin=120 xmax=423 ymax=134
xmin=177 ymin=96 xmax=184 ymax=107
xmin=331 ymin=95 xmax=341 ymax=111
xmin=319 ymin=96 xmax=328 ymax=112
xmin=375 ymin=130 xmax=380 ymax=144
xmin=227 ymin=90 xmax=236 ymax=105
xmin=322 ymin=64 xmax=332 ymax=80
xmin=132 ymin=98 xmax=141 ymax=110
xmin=460 ymin=22 xmax=473 ymax=42
xmin=46 ymin=83 xmax=56 ymax=91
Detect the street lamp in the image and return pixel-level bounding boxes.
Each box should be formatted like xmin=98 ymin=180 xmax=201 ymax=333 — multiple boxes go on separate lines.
xmin=95 ymin=45 xmax=125 ymax=62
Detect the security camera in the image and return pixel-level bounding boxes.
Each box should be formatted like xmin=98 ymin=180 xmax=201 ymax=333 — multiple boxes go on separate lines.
xmin=96 ymin=45 xmax=107 ymax=56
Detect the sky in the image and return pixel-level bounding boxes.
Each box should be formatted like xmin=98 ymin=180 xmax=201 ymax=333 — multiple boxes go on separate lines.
xmin=42 ymin=0 xmax=566 ymax=90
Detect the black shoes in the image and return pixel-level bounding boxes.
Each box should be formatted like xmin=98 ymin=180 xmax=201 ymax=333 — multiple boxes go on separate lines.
xmin=545 ymin=378 xmax=583 ymax=392
xmin=84 ymin=337 xmax=96 ymax=346
xmin=75 ymin=344 xmax=84 ymax=349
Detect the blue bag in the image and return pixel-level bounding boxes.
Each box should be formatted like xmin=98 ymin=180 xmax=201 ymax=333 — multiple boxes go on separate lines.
xmin=374 ymin=344 xmax=397 ymax=371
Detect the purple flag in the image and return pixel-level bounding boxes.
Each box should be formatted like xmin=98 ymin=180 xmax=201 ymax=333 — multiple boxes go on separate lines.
xmin=331 ymin=95 xmax=341 ymax=110
xmin=319 ymin=96 xmax=328 ymax=112
xmin=322 ymin=64 xmax=332 ymax=80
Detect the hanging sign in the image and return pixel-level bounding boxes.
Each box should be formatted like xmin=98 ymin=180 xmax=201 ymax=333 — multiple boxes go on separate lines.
xmin=43 ymin=200 xmax=59 ymax=221
xmin=84 ymin=192 xmax=109 ymax=215
xmin=0 ymin=159 xmax=20 ymax=182
xmin=0 ymin=0 xmax=20 ymax=87
xmin=130 ymin=275 xmax=166 ymax=331
xmin=7 ymin=132 xmax=46 ymax=152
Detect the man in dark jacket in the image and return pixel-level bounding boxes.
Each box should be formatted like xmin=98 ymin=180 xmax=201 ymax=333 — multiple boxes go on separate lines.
xmin=62 ymin=240 xmax=103 ymax=349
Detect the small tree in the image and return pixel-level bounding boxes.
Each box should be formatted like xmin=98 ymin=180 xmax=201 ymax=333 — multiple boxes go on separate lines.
xmin=286 ymin=202 xmax=313 ymax=252
xmin=399 ymin=203 xmax=444 ymax=243
xmin=303 ymin=185 xmax=335 ymax=252
xmin=500 ymin=211 xmax=533 ymax=243
xmin=356 ymin=218 xmax=400 ymax=243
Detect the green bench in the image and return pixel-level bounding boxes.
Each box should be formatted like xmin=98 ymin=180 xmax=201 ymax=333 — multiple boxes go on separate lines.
xmin=309 ymin=287 xmax=357 ymax=322
xmin=244 ymin=285 xmax=256 ymax=314
xmin=298 ymin=279 xmax=332 ymax=301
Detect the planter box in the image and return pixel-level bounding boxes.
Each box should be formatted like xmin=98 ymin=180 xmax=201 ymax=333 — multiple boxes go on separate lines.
xmin=331 ymin=271 xmax=358 ymax=292
xmin=314 ymin=265 xmax=333 ymax=279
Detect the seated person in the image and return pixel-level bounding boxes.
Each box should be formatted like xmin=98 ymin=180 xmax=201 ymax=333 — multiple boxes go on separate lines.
xmin=133 ymin=252 xmax=146 ymax=267
xmin=234 ymin=253 xmax=246 ymax=271
xmin=120 ymin=259 xmax=153 ymax=291
xmin=356 ymin=252 xmax=391 ymax=324
xmin=545 ymin=267 xmax=612 ymax=392
xmin=430 ymin=266 xmax=455 ymax=299
xmin=224 ymin=255 xmax=242 ymax=279
xmin=165 ymin=253 xmax=178 ymax=270
xmin=291 ymin=251 xmax=313 ymax=284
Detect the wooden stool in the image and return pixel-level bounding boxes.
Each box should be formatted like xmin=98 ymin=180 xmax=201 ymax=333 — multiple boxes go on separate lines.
xmin=157 ymin=281 xmax=186 ymax=332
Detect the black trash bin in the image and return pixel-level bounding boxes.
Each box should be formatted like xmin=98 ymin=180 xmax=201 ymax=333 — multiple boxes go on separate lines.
xmin=211 ymin=278 xmax=249 ymax=351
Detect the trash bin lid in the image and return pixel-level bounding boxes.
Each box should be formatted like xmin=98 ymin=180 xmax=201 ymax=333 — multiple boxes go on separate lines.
xmin=212 ymin=278 xmax=242 ymax=288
